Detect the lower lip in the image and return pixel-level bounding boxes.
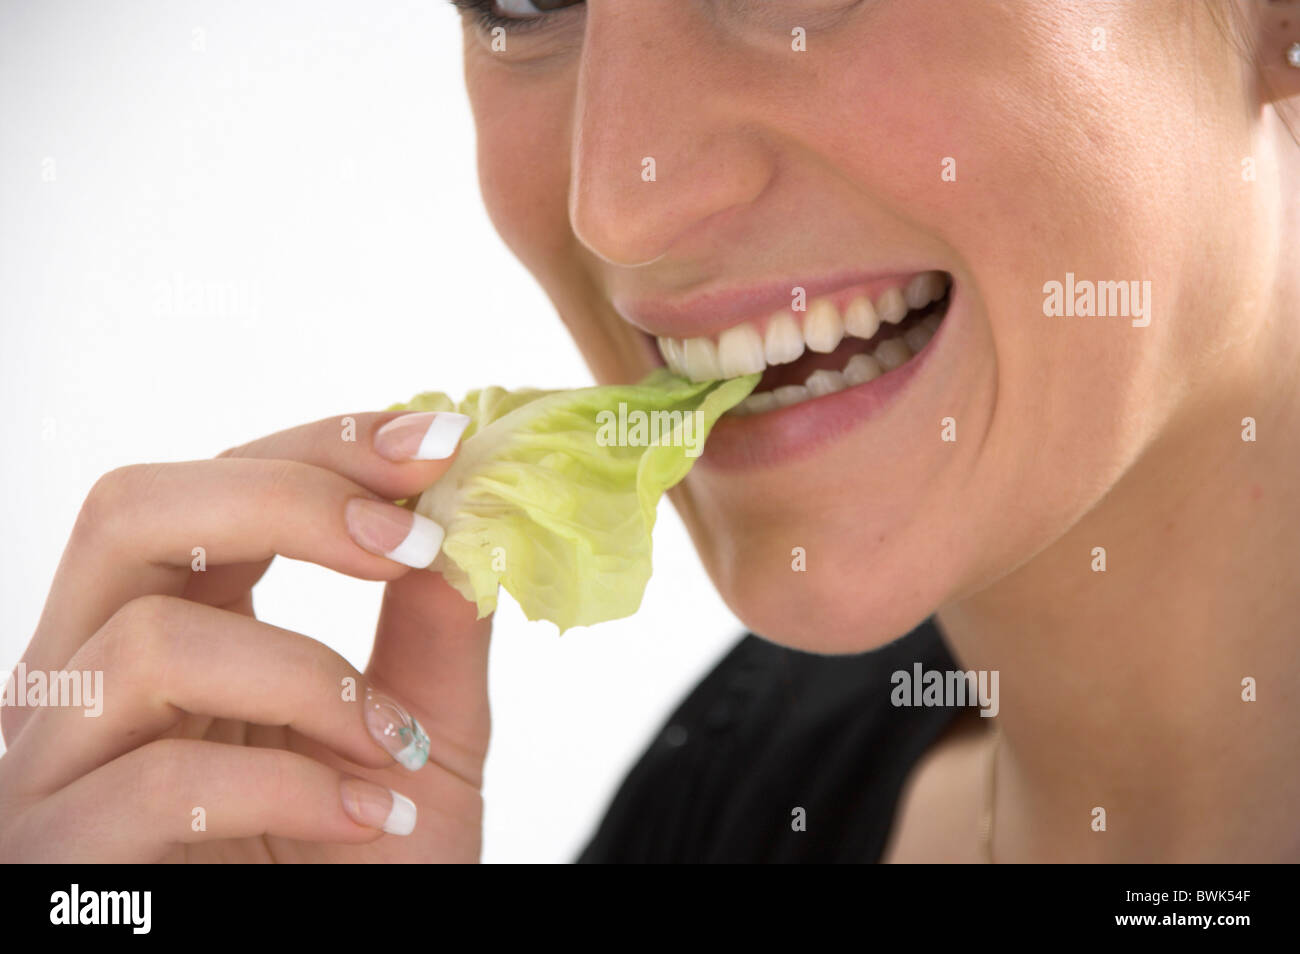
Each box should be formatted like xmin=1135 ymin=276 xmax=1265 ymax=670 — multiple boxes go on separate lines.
xmin=695 ymin=293 xmax=955 ymax=470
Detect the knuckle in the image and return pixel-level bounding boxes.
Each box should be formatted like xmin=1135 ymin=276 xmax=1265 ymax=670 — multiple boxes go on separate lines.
xmin=263 ymin=458 xmax=307 ymax=497
xmin=96 ymin=594 xmax=184 ymax=683
xmin=253 ymin=748 xmax=295 ymax=805
xmin=130 ymin=738 xmax=192 ymax=799
xmin=251 ymin=459 xmax=315 ymax=520
xmin=76 ymin=464 xmax=161 ymax=542
xmin=216 ymin=441 xmax=247 ymax=460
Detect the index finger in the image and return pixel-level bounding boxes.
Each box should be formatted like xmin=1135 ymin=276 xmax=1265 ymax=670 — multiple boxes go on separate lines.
xmin=220 ymin=410 xmax=471 ymax=502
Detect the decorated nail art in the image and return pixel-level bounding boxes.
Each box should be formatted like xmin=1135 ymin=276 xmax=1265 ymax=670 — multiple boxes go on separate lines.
xmin=364 ymin=687 xmax=430 ymax=771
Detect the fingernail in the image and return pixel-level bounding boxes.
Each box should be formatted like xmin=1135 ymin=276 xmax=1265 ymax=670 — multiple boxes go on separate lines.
xmin=345 ymin=498 xmax=444 ymax=569
xmin=375 ymin=412 xmax=471 ymax=461
xmin=340 ymin=777 xmax=417 ymax=835
xmin=363 ymin=687 xmax=431 ymax=771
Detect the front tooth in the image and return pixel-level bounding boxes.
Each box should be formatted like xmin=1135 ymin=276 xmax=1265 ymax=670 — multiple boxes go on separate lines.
xmin=657 ymin=337 xmax=687 ymax=375
xmin=903 ymin=322 xmax=935 ymax=353
xmin=843 ymin=352 xmax=883 ymax=385
xmin=876 ymin=287 xmax=908 ymax=324
xmin=717 ymin=324 xmax=767 ymax=377
xmin=904 ymin=271 xmax=946 ymax=310
xmin=764 ymin=311 xmax=804 ymax=365
xmin=802 ymin=299 xmax=843 ymax=353
xmin=805 ymin=368 xmax=846 ymax=397
xmin=843 ymin=296 xmax=880 ymax=340
xmin=738 ymin=391 xmax=779 ymax=415
xmin=874 ymin=337 xmax=912 ymax=371
xmin=771 ymin=384 xmax=810 ymax=408
xmin=681 ymin=336 xmax=723 ymax=381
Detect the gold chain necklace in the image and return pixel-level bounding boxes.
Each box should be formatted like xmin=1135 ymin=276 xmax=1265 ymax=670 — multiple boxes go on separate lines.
xmin=978 ymin=724 xmax=1001 ymax=863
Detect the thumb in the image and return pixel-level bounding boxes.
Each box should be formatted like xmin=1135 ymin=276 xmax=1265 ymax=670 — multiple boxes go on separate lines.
xmin=366 ymin=568 xmax=493 ymax=787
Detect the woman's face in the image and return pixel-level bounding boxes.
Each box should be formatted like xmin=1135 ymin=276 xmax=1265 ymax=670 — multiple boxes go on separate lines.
xmin=460 ymin=0 xmax=1272 ymax=650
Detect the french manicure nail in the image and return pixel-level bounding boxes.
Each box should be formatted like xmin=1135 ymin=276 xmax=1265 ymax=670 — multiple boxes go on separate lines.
xmin=364 ymin=687 xmax=431 ymax=771
xmin=340 ymin=777 xmax=417 ymax=835
xmin=345 ymin=498 xmax=444 ymax=569
xmin=375 ymin=412 xmax=471 ymax=462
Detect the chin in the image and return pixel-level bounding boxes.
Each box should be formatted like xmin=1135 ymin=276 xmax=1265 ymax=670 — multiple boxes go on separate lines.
xmin=702 ymin=534 xmax=937 ymax=655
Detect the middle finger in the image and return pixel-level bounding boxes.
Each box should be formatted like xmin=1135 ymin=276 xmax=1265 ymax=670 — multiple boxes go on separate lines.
xmin=23 ymin=457 xmax=443 ymax=690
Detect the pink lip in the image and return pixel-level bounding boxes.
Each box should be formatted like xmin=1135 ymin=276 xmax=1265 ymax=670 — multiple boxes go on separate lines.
xmin=613 ymin=269 xmax=933 ymax=340
xmin=692 ymin=286 xmax=957 ymax=470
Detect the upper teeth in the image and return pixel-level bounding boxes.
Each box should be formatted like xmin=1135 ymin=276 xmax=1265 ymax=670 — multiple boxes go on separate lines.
xmin=656 ymin=271 xmax=949 ymax=382
xmin=729 ymin=312 xmax=942 ymax=416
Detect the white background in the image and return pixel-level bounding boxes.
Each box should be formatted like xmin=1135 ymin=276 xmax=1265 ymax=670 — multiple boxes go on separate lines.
xmin=0 ymin=0 xmax=746 ymax=862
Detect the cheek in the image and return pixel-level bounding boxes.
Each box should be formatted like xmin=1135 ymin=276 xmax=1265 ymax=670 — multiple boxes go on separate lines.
xmin=458 ymin=3 xmax=1257 ymax=652
xmin=688 ymin=3 xmax=1235 ymax=645
xmin=467 ymin=59 xmax=575 ymax=280
xmin=468 ymin=57 xmax=638 ymax=380
xmin=808 ymin=2 xmax=1219 ymax=466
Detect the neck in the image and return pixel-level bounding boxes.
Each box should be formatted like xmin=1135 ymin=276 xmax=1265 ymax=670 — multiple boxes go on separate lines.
xmin=938 ymin=293 xmax=1300 ymax=862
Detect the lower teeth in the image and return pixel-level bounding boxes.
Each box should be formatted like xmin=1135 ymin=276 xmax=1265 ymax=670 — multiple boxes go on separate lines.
xmin=730 ymin=311 xmax=942 ymax=416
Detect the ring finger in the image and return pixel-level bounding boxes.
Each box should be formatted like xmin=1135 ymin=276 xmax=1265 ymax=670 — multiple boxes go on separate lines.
xmin=0 ymin=595 xmax=435 ymax=799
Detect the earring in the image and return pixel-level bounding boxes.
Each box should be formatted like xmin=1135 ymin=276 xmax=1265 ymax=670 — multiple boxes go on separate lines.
xmin=1288 ymin=42 xmax=1300 ymax=68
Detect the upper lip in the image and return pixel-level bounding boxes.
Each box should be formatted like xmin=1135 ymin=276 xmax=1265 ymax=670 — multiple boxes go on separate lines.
xmin=611 ymin=268 xmax=936 ymax=340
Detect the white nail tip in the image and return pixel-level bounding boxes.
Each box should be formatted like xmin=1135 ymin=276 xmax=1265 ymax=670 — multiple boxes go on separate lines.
xmin=384 ymin=512 xmax=445 ymax=569
xmin=383 ymin=790 xmax=417 ymax=836
xmin=414 ymin=413 xmax=471 ymax=461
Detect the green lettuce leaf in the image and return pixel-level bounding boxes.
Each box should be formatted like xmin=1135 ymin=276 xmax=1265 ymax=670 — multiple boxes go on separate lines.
xmin=390 ymin=370 xmax=759 ymax=632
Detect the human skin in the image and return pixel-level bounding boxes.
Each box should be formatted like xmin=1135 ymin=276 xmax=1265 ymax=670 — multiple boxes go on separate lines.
xmin=2 ymin=0 xmax=1296 ymax=863
xmin=0 ymin=417 xmax=492 ymax=862
xmin=460 ymin=0 xmax=1300 ymax=860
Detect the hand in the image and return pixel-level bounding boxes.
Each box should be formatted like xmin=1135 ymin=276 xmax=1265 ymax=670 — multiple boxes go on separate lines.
xmin=0 ymin=410 xmax=489 ymax=862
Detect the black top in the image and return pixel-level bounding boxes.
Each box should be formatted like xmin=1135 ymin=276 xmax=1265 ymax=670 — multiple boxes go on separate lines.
xmin=576 ymin=619 xmax=965 ymax=863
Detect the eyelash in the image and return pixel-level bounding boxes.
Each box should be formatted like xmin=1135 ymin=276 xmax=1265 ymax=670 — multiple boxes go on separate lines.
xmin=451 ymin=0 xmax=571 ymax=35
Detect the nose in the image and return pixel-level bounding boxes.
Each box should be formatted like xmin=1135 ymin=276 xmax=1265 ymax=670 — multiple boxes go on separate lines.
xmin=568 ymin=1 xmax=774 ymax=267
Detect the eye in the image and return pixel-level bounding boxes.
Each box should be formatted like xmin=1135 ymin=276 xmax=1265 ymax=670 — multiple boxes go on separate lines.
xmin=452 ymin=0 xmax=585 ymax=33
xmin=498 ymin=0 xmax=582 ymax=14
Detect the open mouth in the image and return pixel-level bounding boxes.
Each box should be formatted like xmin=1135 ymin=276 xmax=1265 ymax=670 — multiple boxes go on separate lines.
xmin=651 ymin=271 xmax=952 ymax=416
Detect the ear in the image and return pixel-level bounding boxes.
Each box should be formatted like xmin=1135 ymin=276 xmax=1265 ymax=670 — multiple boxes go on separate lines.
xmin=1255 ymin=0 xmax=1300 ymax=103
